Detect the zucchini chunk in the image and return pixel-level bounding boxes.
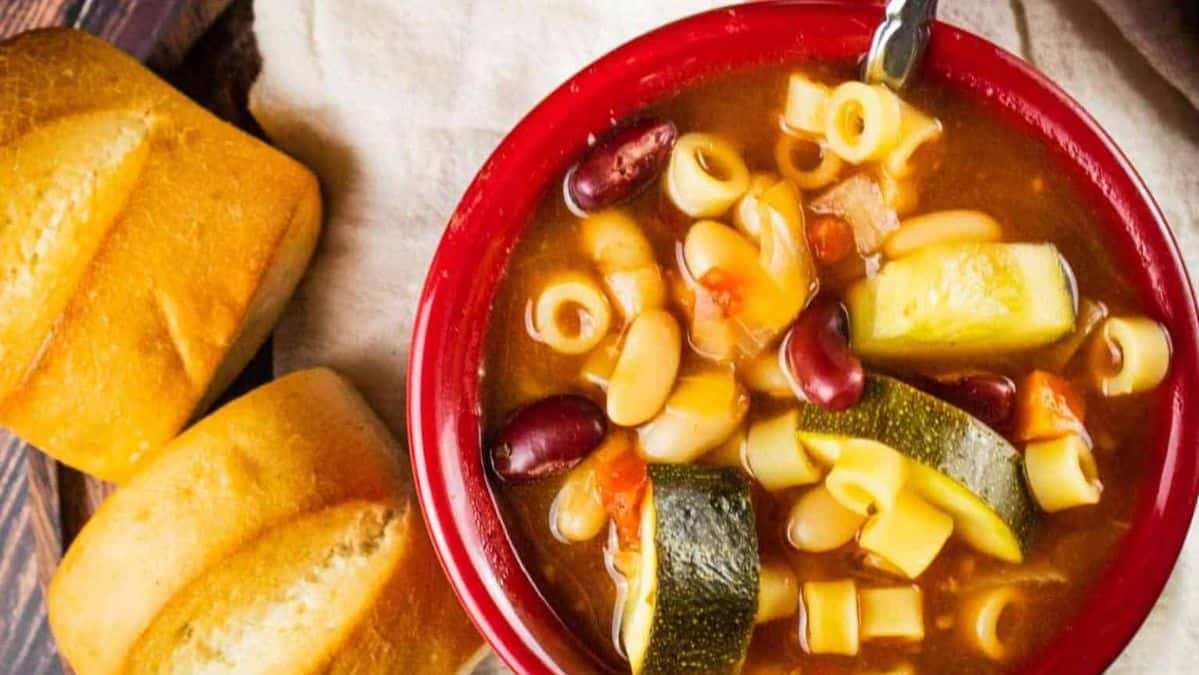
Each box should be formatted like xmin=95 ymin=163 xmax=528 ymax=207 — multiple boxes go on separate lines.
xmin=847 ymin=242 xmax=1076 ymax=358
xmin=622 ymin=465 xmax=757 ymax=674
xmin=796 ymin=374 xmax=1037 ymax=562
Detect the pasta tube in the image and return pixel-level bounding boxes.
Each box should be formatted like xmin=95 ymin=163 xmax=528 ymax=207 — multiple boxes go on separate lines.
xmin=1091 ymin=316 xmax=1171 ymax=396
xmin=782 ymin=72 xmax=831 ymax=135
xmin=775 ymin=135 xmax=844 ymax=190
xmin=883 ymin=102 xmax=943 ymax=178
xmin=859 ymin=586 xmax=925 ymax=642
xmin=957 ymin=586 xmax=1026 ymax=660
xmin=1023 ymin=433 xmax=1102 ymax=512
xmin=756 ymin=559 xmax=799 ymax=624
xmin=823 ymin=83 xmax=903 ymax=164
xmin=824 ymin=439 xmax=907 ymax=515
xmin=664 ymin=132 xmax=751 ymax=217
xmin=802 ymin=579 xmax=859 ymax=655
xmin=859 ymin=490 xmax=953 ymax=579
xmin=533 ymin=272 xmax=612 ymax=354
xmin=746 ymin=408 xmax=822 ymax=491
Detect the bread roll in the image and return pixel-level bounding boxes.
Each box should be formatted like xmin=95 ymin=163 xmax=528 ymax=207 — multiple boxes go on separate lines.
xmin=124 ymin=501 xmax=426 ymax=675
xmin=0 ymin=28 xmax=322 ymax=482
xmin=48 ymin=368 xmax=481 ymax=675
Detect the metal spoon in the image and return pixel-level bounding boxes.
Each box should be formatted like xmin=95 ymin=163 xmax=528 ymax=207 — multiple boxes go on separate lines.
xmin=862 ymin=0 xmax=939 ymax=90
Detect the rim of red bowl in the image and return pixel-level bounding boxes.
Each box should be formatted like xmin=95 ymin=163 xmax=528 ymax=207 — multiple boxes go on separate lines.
xmin=408 ymin=2 xmax=1199 ymax=673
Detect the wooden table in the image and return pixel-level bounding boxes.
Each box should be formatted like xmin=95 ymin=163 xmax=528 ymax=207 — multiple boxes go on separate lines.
xmin=0 ymin=2 xmax=253 ymax=672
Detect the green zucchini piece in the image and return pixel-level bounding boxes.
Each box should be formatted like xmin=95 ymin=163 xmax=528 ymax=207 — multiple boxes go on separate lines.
xmin=622 ymin=465 xmax=757 ymax=675
xmin=847 ymin=242 xmax=1076 ymax=358
xmin=796 ymin=374 xmax=1037 ymax=563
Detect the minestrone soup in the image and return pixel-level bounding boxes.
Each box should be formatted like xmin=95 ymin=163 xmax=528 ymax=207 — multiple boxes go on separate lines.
xmin=482 ymin=65 xmax=1171 ymax=674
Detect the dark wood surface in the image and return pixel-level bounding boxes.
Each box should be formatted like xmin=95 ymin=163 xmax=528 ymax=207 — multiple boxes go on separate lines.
xmin=0 ymin=2 xmax=245 ymax=673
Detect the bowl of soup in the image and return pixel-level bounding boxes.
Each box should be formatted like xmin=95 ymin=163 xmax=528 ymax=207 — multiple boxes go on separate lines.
xmin=407 ymin=3 xmax=1199 ymax=674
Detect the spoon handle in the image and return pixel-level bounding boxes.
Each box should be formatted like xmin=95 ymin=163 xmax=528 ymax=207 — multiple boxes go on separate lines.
xmin=861 ymin=0 xmax=938 ymax=90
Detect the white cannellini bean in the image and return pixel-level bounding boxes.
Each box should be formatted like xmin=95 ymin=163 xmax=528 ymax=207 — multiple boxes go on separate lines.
xmin=606 ymin=309 xmax=681 ymax=426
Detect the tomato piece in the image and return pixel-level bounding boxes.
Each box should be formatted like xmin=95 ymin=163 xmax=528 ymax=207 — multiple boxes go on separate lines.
xmin=698 ymin=267 xmax=745 ymax=317
xmin=807 ymin=213 xmax=855 ymax=265
xmin=596 ymin=443 xmax=648 ymax=550
xmin=1012 ymin=370 xmax=1087 ymax=443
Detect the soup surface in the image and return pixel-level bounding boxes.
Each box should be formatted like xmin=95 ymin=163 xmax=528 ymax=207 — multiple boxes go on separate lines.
xmin=482 ymin=64 xmax=1169 ymax=674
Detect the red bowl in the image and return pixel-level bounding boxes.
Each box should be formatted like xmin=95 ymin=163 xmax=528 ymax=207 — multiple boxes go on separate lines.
xmin=408 ymin=2 xmax=1199 ymax=673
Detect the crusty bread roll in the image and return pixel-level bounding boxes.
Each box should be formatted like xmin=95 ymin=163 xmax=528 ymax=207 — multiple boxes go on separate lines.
xmin=48 ymin=368 xmax=481 ymax=675
xmin=125 ymin=501 xmax=412 ymax=674
xmin=0 ymin=28 xmax=322 ymax=482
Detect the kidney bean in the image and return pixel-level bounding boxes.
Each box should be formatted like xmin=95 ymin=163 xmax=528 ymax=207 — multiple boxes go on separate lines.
xmin=491 ymin=395 xmax=607 ymax=482
xmin=912 ymin=373 xmax=1016 ymax=429
xmin=567 ymin=117 xmax=678 ymax=212
xmin=785 ymin=296 xmax=864 ymax=411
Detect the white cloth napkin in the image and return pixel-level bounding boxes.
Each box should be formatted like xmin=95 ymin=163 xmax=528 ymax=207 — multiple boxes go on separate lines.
xmin=249 ymin=1 xmax=1199 ymax=672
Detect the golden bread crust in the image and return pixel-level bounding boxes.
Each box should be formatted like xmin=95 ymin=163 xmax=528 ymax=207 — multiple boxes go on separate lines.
xmin=48 ymin=369 xmax=404 ymax=675
xmin=0 ymin=28 xmax=322 ymax=481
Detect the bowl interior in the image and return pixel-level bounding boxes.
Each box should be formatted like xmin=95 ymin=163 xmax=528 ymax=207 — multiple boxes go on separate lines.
xmin=408 ymin=3 xmax=1199 ymax=673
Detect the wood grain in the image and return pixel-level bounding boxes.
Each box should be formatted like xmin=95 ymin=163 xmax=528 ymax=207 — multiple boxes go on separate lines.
xmin=0 ymin=2 xmax=246 ymax=673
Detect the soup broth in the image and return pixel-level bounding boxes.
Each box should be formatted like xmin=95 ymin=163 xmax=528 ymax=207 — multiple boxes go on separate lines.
xmin=482 ymin=65 xmax=1166 ymax=674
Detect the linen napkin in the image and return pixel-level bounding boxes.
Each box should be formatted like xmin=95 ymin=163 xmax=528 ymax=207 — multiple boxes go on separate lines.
xmin=249 ymin=1 xmax=1199 ymax=672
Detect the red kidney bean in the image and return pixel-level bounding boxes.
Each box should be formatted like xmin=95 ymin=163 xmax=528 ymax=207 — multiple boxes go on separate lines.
xmin=491 ymin=395 xmax=607 ymax=482
xmin=911 ymin=373 xmax=1016 ymax=429
xmin=785 ymin=296 xmax=864 ymax=411
xmin=567 ymin=117 xmax=678 ymax=212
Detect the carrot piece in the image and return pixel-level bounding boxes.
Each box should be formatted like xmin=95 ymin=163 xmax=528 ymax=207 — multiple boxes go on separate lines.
xmin=1012 ymin=370 xmax=1086 ymax=443
xmin=807 ymin=213 xmax=855 ymax=265
xmin=595 ymin=438 xmax=648 ymax=550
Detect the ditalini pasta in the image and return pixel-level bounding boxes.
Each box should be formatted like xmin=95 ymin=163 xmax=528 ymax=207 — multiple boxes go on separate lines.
xmin=782 ymin=72 xmax=831 ymax=135
xmin=1092 ymin=316 xmax=1171 ymax=396
xmin=859 ymin=585 xmax=925 ymax=642
xmin=775 ymin=134 xmax=844 ymax=190
xmin=823 ymin=82 xmax=902 ymax=163
xmin=883 ymin=102 xmax=943 ymax=178
xmin=605 ymin=308 xmax=680 ymax=425
xmin=580 ymin=210 xmax=666 ymax=321
xmin=533 ymin=272 xmax=612 ymax=354
xmin=746 ymin=408 xmax=822 ymax=491
xmin=859 ymin=490 xmax=954 ymax=579
xmin=1023 ymin=433 xmax=1102 ymax=512
xmin=824 ymin=439 xmax=907 ymax=515
xmin=756 ymin=559 xmax=799 ymax=624
xmin=957 ymin=586 xmax=1026 ymax=660
xmin=787 ymin=484 xmax=866 ymax=552
xmin=664 ymin=132 xmax=750 ymax=217
xmin=802 ymin=579 xmax=860 ymax=655
xmin=638 ymin=368 xmax=747 ymax=464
